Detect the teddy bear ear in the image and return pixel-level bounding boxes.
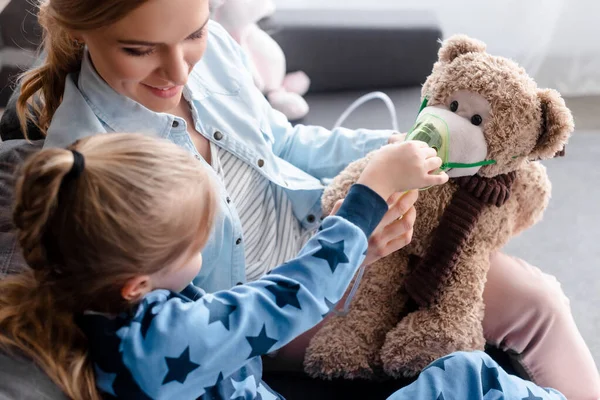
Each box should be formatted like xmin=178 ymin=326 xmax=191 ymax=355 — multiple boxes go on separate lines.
xmin=530 ymin=89 xmax=574 ymax=160
xmin=438 ymin=35 xmax=487 ymax=64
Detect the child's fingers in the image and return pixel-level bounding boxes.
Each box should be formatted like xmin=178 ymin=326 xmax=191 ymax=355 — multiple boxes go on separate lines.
xmin=377 ymin=191 xmax=417 ymax=229
xmin=329 ymin=199 xmax=344 ymax=215
xmin=426 ymin=171 xmax=449 ymax=186
xmin=387 ymin=133 xmax=407 ymax=144
xmin=405 ymin=140 xmax=430 ymax=148
xmin=386 ymin=191 xmax=404 ymax=206
xmin=384 ymin=229 xmax=414 ymax=254
xmin=425 ymin=156 xmax=443 ymax=172
xmin=420 ymin=147 xmax=438 ymax=159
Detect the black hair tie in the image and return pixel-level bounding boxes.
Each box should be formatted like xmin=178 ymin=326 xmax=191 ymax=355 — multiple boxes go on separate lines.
xmin=64 ymin=150 xmax=85 ymax=181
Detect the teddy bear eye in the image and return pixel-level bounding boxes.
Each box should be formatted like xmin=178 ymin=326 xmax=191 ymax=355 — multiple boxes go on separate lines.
xmin=450 ymin=101 xmax=459 ymax=112
xmin=471 ymin=114 xmax=483 ymax=126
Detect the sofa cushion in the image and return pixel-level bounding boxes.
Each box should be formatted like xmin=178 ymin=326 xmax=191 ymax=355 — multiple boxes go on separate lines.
xmin=0 ymin=353 xmax=67 ymax=400
xmin=0 ymin=139 xmax=41 ymax=276
xmin=266 ymin=8 xmax=442 ymax=93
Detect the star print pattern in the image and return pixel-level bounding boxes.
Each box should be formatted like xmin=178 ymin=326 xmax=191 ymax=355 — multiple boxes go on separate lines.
xmin=246 ymin=325 xmax=279 ymax=359
xmin=230 ymin=375 xmax=257 ymax=399
xmin=313 ymin=239 xmax=349 ymax=273
xmin=386 ymin=352 xmax=564 ymax=400
xmin=203 ymin=372 xmax=224 ymax=398
xmin=78 ymin=200 xmax=375 ymax=399
xmin=322 ymin=297 xmax=337 ymax=318
xmin=206 ymin=298 xmax=237 ymax=330
xmin=256 ymin=383 xmax=279 ymax=400
xmin=424 ymin=354 xmax=455 ymax=372
xmin=522 ymin=388 xmax=545 ymax=400
xmin=162 ymin=347 xmax=200 ymax=385
xmin=94 ymin=365 xmax=118 ymax=397
xmin=132 ymin=298 xmax=161 ymax=339
xmin=480 ymin=360 xmax=503 ymax=395
xmin=265 ymin=281 xmax=302 ymax=309
xmin=77 ymin=188 xmax=559 ymax=400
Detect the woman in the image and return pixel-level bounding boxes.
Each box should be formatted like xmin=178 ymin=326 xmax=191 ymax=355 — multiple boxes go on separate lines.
xmin=8 ymin=0 xmax=600 ymax=398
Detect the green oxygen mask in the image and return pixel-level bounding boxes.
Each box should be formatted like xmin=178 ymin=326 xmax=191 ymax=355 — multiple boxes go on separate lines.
xmin=405 ymin=98 xmax=497 ymax=172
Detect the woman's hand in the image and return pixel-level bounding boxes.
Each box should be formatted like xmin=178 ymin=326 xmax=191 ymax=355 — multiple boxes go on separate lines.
xmin=329 ymin=190 xmax=418 ymax=266
xmin=363 ymin=190 xmax=417 ymax=266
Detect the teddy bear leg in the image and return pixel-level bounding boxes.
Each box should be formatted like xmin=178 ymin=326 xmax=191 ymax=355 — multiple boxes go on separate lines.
xmin=303 ymin=253 xmax=410 ymax=380
xmin=381 ymin=251 xmax=490 ymax=377
xmin=267 ymin=90 xmax=310 ymax=121
xmin=282 ymin=71 xmax=311 ymax=96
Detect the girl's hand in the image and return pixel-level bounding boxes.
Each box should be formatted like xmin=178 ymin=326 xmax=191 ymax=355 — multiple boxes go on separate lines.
xmin=388 ymin=132 xmax=407 ymax=144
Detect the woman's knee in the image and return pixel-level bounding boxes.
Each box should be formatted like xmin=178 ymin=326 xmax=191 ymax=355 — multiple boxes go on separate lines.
xmin=522 ymin=268 xmax=571 ymax=324
xmin=488 ymin=253 xmax=570 ymax=322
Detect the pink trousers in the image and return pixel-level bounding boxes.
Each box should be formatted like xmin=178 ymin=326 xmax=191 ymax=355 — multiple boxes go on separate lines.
xmin=270 ymin=252 xmax=600 ymax=400
xmin=483 ymin=253 xmax=600 ymax=400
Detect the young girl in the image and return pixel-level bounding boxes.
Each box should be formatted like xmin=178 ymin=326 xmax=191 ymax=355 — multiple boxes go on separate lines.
xmin=2 ymin=0 xmax=599 ymax=397
xmin=0 ymin=132 xmax=565 ymax=400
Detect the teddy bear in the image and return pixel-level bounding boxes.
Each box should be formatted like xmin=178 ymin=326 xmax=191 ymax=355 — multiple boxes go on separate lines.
xmin=303 ymin=34 xmax=574 ymax=380
xmin=211 ymin=0 xmax=311 ymax=121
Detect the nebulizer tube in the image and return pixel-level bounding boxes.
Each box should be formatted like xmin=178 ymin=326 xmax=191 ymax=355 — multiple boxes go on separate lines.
xmin=331 ymin=93 xmax=454 ymax=316
xmin=333 ymin=91 xmax=399 ymax=132
xmin=332 ymin=91 xmax=399 ymax=316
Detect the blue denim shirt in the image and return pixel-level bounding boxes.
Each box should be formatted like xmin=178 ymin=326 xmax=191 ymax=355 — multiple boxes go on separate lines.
xmin=43 ymin=21 xmax=392 ymax=292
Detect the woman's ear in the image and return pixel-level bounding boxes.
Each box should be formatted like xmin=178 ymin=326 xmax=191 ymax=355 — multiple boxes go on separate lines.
xmin=121 ymin=275 xmax=152 ymax=302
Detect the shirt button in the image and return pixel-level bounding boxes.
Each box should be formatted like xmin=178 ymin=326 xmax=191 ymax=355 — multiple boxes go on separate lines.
xmin=307 ymin=214 xmax=316 ymax=223
xmin=172 ymin=120 xmax=179 ymax=128
xmin=213 ymin=131 xmax=224 ymax=141
xmin=257 ymin=159 xmax=265 ymax=168
xmin=226 ymin=197 xmax=231 ymax=203
xmin=195 ymin=155 xmax=201 ymax=160
xmin=236 ymin=238 xmax=242 ymax=245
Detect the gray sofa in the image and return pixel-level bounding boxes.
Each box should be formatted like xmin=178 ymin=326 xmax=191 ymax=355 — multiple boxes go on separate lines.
xmin=0 ymin=6 xmax=519 ymax=399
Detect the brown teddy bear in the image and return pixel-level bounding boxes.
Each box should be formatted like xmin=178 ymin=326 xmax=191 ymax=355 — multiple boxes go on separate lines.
xmin=303 ymin=34 xmax=574 ymax=380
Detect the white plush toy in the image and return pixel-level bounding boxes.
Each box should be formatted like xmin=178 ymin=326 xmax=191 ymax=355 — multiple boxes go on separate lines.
xmin=211 ymin=0 xmax=311 ymax=120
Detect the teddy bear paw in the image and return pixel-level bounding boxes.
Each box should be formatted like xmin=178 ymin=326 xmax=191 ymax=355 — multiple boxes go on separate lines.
xmin=304 ymin=349 xmax=377 ymax=380
xmin=380 ymin=309 xmax=485 ymax=378
xmin=303 ymin=323 xmax=382 ymax=380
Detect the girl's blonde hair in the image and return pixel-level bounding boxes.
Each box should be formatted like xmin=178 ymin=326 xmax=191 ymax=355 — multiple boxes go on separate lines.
xmin=0 ymin=133 xmax=217 ymax=399
xmin=17 ymin=0 xmax=148 ymax=137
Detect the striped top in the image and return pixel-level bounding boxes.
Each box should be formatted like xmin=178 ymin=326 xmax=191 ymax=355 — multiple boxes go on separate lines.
xmin=210 ymin=143 xmax=309 ymax=281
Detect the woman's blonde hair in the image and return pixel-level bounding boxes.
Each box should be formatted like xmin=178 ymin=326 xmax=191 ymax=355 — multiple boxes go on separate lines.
xmin=0 ymin=133 xmax=217 ymax=399
xmin=17 ymin=0 xmax=148 ymax=138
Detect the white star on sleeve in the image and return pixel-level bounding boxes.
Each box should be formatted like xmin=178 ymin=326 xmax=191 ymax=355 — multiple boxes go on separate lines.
xmin=256 ymin=383 xmax=278 ymax=400
xmin=230 ymin=375 xmax=257 ymax=399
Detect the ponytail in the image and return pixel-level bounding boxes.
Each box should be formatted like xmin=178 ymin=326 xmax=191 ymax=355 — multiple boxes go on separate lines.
xmin=16 ymin=2 xmax=84 ymax=139
xmin=0 ymin=271 xmax=100 ymax=399
xmin=0 ymin=146 xmax=100 ymax=398
xmin=0 ymin=132 xmax=217 ymax=399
